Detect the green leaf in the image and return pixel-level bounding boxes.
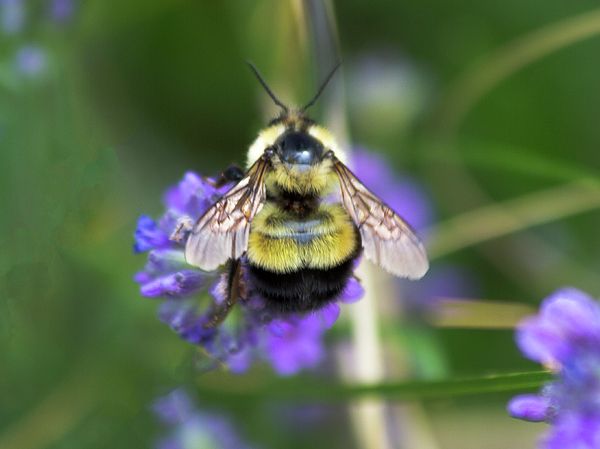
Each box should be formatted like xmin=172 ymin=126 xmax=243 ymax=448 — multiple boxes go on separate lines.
xmin=195 ymin=371 xmax=553 ymax=403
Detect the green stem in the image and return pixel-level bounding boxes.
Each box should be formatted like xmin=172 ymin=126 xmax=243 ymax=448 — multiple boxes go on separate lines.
xmin=195 ymin=371 xmax=553 ymax=403
xmin=427 ymin=181 xmax=600 ymax=259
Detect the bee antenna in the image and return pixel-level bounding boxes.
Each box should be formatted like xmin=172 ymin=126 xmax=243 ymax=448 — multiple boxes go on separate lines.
xmin=247 ymin=61 xmax=288 ymax=111
xmin=303 ymin=61 xmax=342 ymax=111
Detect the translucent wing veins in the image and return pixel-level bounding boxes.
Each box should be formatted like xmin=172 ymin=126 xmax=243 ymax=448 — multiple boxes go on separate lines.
xmin=331 ymin=156 xmax=429 ymax=279
xmin=185 ymin=157 xmax=270 ymax=271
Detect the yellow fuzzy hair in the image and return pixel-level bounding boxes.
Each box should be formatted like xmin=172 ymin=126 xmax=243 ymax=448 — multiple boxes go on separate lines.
xmin=307 ymin=124 xmax=347 ymax=163
xmin=247 ymin=203 xmax=358 ymax=273
xmin=246 ymin=123 xmax=286 ymax=168
xmin=264 ymin=156 xmax=338 ymax=196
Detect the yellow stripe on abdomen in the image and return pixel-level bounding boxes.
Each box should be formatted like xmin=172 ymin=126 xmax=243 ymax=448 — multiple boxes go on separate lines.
xmin=247 ymin=203 xmax=358 ymax=273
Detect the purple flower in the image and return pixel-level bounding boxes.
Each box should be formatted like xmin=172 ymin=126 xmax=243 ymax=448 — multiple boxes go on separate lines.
xmin=508 ymin=287 xmax=600 ymax=448
xmin=49 ymin=0 xmax=75 ymax=22
xmin=134 ymin=171 xmax=365 ymax=374
xmin=264 ymin=314 xmax=326 ymax=376
xmin=151 ymin=389 xmax=259 ymax=449
xmin=1 ymin=0 xmax=24 ymax=34
xmin=14 ymin=45 xmax=48 ymax=77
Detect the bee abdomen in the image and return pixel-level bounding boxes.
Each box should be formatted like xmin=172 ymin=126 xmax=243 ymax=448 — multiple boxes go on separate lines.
xmin=245 ymin=202 xmax=362 ymax=313
xmin=247 ymin=257 xmax=358 ymax=313
xmin=246 ymin=203 xmax=358 ymax=273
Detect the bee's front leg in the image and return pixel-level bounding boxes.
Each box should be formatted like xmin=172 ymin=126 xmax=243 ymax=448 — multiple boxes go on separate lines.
xmin=203 ymin=258 xmax=245 ymax=329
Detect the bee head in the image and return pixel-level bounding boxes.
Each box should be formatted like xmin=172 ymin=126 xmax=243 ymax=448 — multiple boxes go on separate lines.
xmin=246 ymin=62 xmax=344 ymax=169
xmin=274 ymin=130 xmax=324 ymax=166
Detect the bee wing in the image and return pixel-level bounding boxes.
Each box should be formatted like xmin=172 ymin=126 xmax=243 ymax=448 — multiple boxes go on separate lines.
xmin=332 ymin=159 xmax=429 ymax=279
xmin=185 ymin=157 xmax=270 ymax=271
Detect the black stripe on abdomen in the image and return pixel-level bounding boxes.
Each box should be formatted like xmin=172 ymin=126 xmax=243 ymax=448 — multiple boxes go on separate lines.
xmin=247 ymin=256 xmax=358 ymax=313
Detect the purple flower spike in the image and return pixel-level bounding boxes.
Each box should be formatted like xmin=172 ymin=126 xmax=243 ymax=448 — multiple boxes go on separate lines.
xmin=164 ymin=172 xmax=221 ymax=219
xmin=134 ymin=172 xmax=331 ymax=375
xmin=508 ymin=287 xmax=600 ymax=448
xmin=151 ymin=389 xmax=258 ymax=449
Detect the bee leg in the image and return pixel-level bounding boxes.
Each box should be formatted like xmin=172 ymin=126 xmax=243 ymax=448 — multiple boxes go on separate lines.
xmin=169 ymin=216 xmax=195 ymax=242
xmin=212 ymin=163 xmax=245 ymax=189
xmin=203 ymin=258 xmax=244 ymax=329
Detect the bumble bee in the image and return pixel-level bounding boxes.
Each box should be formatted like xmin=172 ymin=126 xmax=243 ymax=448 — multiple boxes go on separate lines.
xmin=182 ymin=63 xmax=429 ymax=327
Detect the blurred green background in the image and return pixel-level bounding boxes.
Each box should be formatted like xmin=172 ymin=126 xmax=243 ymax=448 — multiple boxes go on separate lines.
xmin=3 ymin=0 xmax=600 ymax=448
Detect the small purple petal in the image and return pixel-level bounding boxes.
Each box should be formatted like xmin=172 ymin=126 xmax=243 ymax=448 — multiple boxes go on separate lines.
xmin=179 ymin=316 xmax=215 ymax=345
xmin=208 ymin=275 xmax=228 ymax=305
xmin=321 ymin=303 xmax=341 ymax=329
xmin=245 ymin=292 xmax=266 ymax=309
xmin=516 ymin=316 xmax=572 ymax=364
xmin=541 ymin=288 xmax=600 ymax=343
xmin=133 ymin=215 xmax=170 ymax=253
xmin=145 ymin=249 xmax=187 ymax=275
xmin=339 ymin=277 xmax=364 ymax=304
xmin=265 ymin=315 xmax=325 ymax=376
xmin=508 ymin=394 xmax=550 ymax=422
xmin=164 ymin=172 xmax=220 ymax=219
xmin=133 ymin=271 xmax=152 ymax=284
xmin=140 ymin=271 xmax=204 ymax=298
xmin=150 ymin=389 xmax=196 ymax=426
xmin=164 ymin=172 xmax=203 ymax=210
xmin=157 ymin=302 xmax=215 ymax=346
xmin=546 ymin=412 xmax=600 ymax=449
xmin=267 ymin=320 xmax=285 ymax=338
xmin=157 ymin=300 xmax=197 ymax=329
xmin=227 ymin=347 xmax=253 ymax=374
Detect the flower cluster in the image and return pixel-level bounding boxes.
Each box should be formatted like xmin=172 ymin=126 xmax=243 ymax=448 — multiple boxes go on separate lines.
xmin=133 ymin=171 xmax=362 ymax=374
xmin=151 ymin=388 xmax=259 ymax=449
xmin=508 ymin=287 xmax=600 ymax=448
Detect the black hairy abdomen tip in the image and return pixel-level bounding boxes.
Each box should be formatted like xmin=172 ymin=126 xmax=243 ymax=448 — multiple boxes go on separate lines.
xmin=247 ymin=257 xmax=357 ymax=313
